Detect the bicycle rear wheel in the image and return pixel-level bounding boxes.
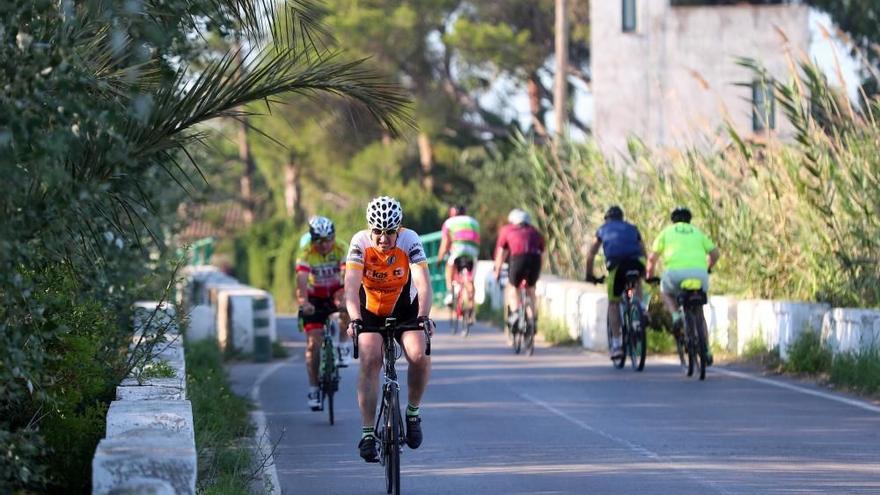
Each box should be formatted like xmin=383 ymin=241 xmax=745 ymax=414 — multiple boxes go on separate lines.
xmin=695 ymin=309 xmax=708 ymax=381
xmin=512 ymin=325 xmax=522 ymax=354
xmin=685 ymin=313 xmax=696 ymax=377
xmin=450 ymin=285 xmax=459 ymax=335
xmin=525 ymin=314 xmax=535 ymax=356
xmin=628 ymin=303 xmax=647 ymax=372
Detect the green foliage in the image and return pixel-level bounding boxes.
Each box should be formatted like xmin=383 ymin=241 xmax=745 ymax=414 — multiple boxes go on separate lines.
xmin=539 ymin=318 xmax=578 ymax=346
xmin=647 ymin=330 xmax=678 ymax=355
xmin=0 ymin=0 xmax=410 ymax=489
xmin=186 ymin=340 xmax=254 ymax=493
xmin=785 ymin=330 xmax=832 ymax=374
xmin=830 ymin=349 xmax=880 ymax=396
xmin=476 ymin=297 xmax=505 ymax=328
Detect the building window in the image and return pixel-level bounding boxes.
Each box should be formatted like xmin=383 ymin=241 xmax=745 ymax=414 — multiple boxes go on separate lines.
xmin=752 ymin=80 xmax=775 ymax=132
xmin=622 ymin=0 xmax=636 ymax=32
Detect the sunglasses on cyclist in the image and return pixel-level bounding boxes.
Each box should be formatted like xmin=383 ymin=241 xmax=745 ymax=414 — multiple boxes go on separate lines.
xmin=371 ymin=228 xmax=399 ymax=236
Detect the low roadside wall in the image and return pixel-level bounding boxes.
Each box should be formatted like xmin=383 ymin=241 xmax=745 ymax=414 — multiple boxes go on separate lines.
xmin=470 ymin=260 xmax=879 ymax=358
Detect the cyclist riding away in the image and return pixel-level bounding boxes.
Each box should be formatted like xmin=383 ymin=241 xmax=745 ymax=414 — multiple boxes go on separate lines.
xmin=436 ymin=204 xmax=480 ymax=312
xmin=493 ymin=208 xmax=545 ymax=331
xmin=584 ymin=205 xmax=647 ymax=359
xmin=645 ymin=206 xmax=720 ymax=364
xmin=296 ymin=216 xmax=350 ymax=410
xmin=344 ymin=196 xmax=435 ymax=463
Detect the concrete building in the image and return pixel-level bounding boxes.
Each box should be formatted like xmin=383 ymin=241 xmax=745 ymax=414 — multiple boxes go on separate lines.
xmin=591 ymin=0 xmax=810 ymax=156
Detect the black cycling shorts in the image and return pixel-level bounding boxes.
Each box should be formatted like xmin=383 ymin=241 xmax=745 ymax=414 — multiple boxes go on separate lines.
xmin=359 ymin=286 xmax=420 ymax=341
xmin=300 ymin=296 xmax=338 ymax=331
xmin=453 ymin=256 xmax=474 ymax=276
xmin=509 ymin=253 xmax=542 ymax=288
xmin=607 ymin=258 xmax=645 ymax=300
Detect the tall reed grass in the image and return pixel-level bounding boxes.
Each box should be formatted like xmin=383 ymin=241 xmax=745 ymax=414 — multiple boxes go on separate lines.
xmin=476 ymin=60 xmax=878 ymax=308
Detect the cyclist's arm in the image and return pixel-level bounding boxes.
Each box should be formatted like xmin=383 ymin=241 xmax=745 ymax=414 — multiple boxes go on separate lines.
xmin=585 ymin=236 xmax=601 ymax=279
xmin=295 ymin=271 xmax=310 ymax=307
xmin=436 ymin=231 xmax=450 ymax=266
xmin=493 ymin=247 xmax=508 ymax=280
xmin=707 ymin=247 xmax=720 ymax=272
xmin=344 ymin=267 xmax=363 ymax=321
xmin=645 ymin=251 xmax=661 ymax=280
xmin=411 ymin=263 xmax=433 ymax=318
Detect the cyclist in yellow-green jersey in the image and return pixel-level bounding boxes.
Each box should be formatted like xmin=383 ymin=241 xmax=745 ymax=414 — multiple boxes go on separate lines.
xmin=645 ymin=206 xmax=720 ymax=351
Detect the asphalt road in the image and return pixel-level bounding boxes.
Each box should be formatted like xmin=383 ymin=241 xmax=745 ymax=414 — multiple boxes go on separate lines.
xmin=229 ymin=314 xmax=880 ymax=495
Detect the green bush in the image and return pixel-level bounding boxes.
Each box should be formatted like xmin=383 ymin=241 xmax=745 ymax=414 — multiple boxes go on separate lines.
xmin=475 ymin=297 xmax=504 ymax=328
xmin=785 ymin=330 xmax=832 ymax=374
xmin=647 ymin=329 xmax=678 ymax=354
xmin=187 ymin=340 xmax=254 ymax=493
xmin=830 ymin=349 xmax=880 ymax=396
xmin=539 ymin=318 xmax=578 ymax=346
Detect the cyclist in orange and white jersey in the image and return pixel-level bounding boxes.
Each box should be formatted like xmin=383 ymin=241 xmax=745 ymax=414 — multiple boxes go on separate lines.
xmin=344 ymin=196 xmax=434 ymax=463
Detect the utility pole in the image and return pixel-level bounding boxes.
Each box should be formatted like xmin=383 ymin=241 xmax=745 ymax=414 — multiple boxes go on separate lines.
xmin=554 ymin=0 xmax=569 ymax=139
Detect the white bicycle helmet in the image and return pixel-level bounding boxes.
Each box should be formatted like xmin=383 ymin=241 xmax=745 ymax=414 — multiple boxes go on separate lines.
xmin=507 ymin=208 xmax=530 ymax=225
xmin=308 ymin=216 xmax=335 ymax=238
xmin=366 ymin=196 xmax=403 ymax=230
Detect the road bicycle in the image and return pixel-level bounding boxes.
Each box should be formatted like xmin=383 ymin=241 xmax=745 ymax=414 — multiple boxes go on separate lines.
xmin=591 ymin=270 xmax=647 ymax=371
xmin=316 ymin=315 xmax=344 ymax=425
xmin=677 ymin=278 xmax=710 ymax=380
xmin=647 ymin=277 xmax=710 ymax=380
xmin=450 ymin=262 xmax=474 ymax=337
xmin=352 ymin=318 xmax=432 ymax=495
xmin=594 ymin=270 xmax=648 ymax=371
xmin=509 ymin=280 xmax=536 ymax=356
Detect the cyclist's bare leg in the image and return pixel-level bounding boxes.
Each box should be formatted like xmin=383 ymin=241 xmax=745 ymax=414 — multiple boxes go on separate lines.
xmin=464 ymin=277 xmax=475 ymax=312
xmin=660 ymin=292 xmax=678 ymax=316
xmin=332 ymin=289 xmax=350 ymax=344
xmin=306 ymin=329 xmax=323 ymax=386
xmin=401 ymin=330 xmax=431 ymax=407
xmin=506 ymin=284 xmax=521 ymax=313
xmin=525 ymin=286 xmax=538 ymax=321
xmin=444 ymin=262 xmax=454 ymax=295
xmin=608 ymin=301 xmax=622 ymax=338
xmin=355 ymin=332 xmax=383 ymax=426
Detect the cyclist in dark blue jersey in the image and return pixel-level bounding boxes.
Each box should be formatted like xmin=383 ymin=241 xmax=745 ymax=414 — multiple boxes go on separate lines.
xmin=585 ymin=206 xmax=646 ymax=359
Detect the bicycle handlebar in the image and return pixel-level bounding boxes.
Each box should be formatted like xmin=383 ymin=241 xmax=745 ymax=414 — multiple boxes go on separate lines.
xmin=645 ymin=277 xmax=661 ymax=285
xmin=350 ymin=318 xmax=433 ymax=360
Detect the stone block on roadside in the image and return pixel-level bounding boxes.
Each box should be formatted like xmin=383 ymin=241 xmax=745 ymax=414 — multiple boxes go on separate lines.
xmin=105 ymin=400 xmax=194 ymax=440
xmin=92 ymin=429 xmax=196 ymax=495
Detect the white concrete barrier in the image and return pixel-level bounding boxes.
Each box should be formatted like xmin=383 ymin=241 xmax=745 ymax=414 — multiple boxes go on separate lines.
xmin=736 ymin=299 xmax=830 ymax=359
xmin=92 ymin=431 xmax=196 ymax=495
xmin=704 ymin=296 xmax=737 ymax=352
xmin=215 ymin=287 xmax=277 ymax=355
xmin=822 ymin=308 xmax=880 ymax=354
xmin=105 ymin=400 xmax=194 ymax=441
xmin=186 ymin=304 xmax=216 ymax=342
xmin=578 ymin=291 xmax=609 ymax=351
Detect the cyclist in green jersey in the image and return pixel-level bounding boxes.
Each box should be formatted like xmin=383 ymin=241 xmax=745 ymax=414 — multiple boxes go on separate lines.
xmin=645 ymin=206 xmax=720 ymax=362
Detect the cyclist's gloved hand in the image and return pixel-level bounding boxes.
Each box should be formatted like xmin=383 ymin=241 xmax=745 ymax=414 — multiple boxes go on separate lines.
xmin=417 ymin=316 xmax=434 ymax=337
xmin=300 ymin=301 xmax=315 ymax=316
xmin=347 ymin=318 xmax=363 ymax=338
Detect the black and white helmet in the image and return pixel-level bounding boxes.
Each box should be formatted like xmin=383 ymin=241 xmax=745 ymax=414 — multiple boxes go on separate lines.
xmin=366 ymin=196 xmax=403 ymax=230
xmin=308 ymin=216 xmax=335 ymax=238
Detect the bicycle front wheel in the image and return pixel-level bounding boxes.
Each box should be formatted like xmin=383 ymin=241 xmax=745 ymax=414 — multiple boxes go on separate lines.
xmin=383 ymin=391 xmax=402 ymax=495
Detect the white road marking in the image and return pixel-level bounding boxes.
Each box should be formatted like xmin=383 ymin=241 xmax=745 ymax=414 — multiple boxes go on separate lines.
xmin=713 ymin=368 xmax=880 ymax=414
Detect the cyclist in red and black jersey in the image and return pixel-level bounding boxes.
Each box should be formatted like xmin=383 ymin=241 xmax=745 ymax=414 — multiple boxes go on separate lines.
xmin=493 ymin=209 xmax=545 ymax=329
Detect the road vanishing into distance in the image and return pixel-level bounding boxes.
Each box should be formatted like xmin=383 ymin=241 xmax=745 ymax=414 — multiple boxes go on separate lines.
xmin=230 ymin=315 xmax=880 ymax=495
